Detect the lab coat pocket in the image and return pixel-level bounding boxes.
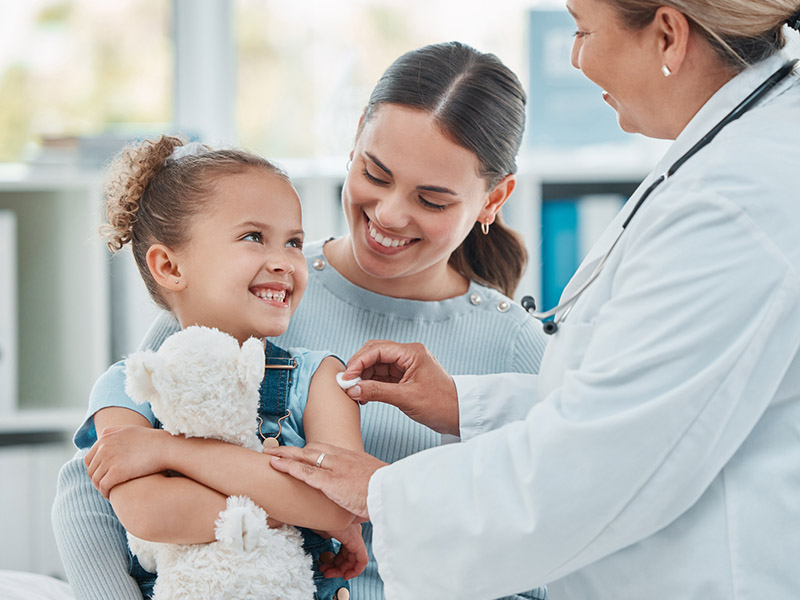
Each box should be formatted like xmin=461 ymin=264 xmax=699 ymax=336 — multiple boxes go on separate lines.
xmin=537 ymin=320 xmax=595 ymax=403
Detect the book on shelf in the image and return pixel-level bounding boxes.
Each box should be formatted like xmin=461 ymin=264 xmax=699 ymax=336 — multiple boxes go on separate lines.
xmin=0 ymin=210 xmax=17 ymax=415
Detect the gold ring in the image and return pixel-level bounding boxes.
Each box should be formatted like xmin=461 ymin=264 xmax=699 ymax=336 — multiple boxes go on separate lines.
xmin=315 ymin=452 xmax=326 ymax=468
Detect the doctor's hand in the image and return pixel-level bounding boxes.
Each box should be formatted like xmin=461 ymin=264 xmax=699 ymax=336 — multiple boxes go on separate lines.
xmin=266 ymin=442 xmax=387 ymax=521
xmin=342 ymin=340 xmax=460 ymax=436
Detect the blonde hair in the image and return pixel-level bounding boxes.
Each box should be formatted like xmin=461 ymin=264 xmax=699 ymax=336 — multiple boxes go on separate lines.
xmin=605 ymin=0 xmax=800 ymax=67
xmin=101 ymin=134 xmax=289 ymax=310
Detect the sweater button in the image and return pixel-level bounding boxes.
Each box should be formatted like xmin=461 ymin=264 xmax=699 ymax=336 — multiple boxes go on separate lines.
xmin=469 ymin=292 xmax=482 ymax=306
xmin=312 ymin=258 xmax=326 ymax=271
xmin=497 ymin=300 xmax=510 ymax=313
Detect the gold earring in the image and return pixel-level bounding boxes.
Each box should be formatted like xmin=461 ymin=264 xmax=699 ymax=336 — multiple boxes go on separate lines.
xmin=481 ymin=219 xmax=490 ymax=235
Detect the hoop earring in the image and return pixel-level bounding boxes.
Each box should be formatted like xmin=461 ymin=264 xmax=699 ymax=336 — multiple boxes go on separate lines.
xmin=346 ymin=159 xmax=352 ymax=172
xmin=661 ymin=65 xmax=672 ymax=77
xmin=481 ymin=219 xmax=490 ymax=235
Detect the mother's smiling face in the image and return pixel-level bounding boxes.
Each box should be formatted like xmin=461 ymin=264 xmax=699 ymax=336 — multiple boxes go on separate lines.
xmin=341 ymin=104 xmax=503 ymax=292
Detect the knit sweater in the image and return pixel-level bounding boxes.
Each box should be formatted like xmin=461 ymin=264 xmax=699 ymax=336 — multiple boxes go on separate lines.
xmin=52 ymin=239 xmax=548 ymax=600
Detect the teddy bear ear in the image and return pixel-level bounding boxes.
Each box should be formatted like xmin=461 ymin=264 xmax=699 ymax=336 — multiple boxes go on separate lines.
xmin=240 ymin=337 xmax=265 ymax=387
xmin=124 ymin=350 xmax=163 ymax=406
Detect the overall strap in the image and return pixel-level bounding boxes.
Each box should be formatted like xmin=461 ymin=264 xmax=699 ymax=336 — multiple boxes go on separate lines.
xmin=258 ymin=340 xmax=297 ymax=444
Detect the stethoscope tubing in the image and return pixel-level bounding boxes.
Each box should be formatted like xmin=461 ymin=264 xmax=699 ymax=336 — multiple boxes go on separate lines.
xmin=525 ymin=58 xmax=799 ymax=335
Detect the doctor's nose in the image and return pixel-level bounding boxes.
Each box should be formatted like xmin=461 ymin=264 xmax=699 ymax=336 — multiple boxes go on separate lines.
xmin=570 ymin=38 xmax=581 ymax=70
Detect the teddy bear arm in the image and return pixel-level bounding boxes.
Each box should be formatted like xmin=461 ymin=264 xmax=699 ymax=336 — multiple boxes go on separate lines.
xmin=127 ymin=533 xmax=159 ymax=574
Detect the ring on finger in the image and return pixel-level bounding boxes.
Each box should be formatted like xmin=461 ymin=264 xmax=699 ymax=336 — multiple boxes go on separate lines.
xmin=315 ymin=452 xmax=327 ymax=468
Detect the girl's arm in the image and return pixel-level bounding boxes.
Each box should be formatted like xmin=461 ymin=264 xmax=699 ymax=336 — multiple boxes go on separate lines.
xmin=93 ymin=407 xmax=226 ymax=543
xmin=302 ymin=357 xmax=363 ymax=452
xmin=87 ymin=359 xmax=362 ymax=533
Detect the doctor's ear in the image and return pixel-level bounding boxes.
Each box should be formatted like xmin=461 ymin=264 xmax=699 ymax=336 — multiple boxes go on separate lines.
xmin=146 ymin=244 xmax=185 ymax=291
xmin=653 ymin=6 xmax=691 ymax=76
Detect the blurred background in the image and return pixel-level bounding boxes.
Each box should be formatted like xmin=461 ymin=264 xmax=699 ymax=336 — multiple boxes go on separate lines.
xmin=2 ymin=0 xmax=793 ymax=581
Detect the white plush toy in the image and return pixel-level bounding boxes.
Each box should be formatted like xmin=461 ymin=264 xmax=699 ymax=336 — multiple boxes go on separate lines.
xmin=123 ymin=325 xmax=316 ymax=600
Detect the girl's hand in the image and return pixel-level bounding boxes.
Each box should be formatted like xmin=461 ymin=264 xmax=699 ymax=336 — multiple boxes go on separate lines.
xmin=318 ymin=523 xmax=369 ymax=580
xmin=84 ymin=425 xmax=173 ymax=498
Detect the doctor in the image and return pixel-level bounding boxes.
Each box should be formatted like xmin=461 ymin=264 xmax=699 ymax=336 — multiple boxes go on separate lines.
xmin=268 ymin=0 xmax=800 ymax=598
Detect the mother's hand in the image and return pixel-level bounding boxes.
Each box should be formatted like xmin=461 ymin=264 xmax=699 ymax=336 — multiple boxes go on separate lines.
xmin=342 ymin=340 xmax=460 ymax=436
xmin=84 ymin=425 xmax=172 ymax=498
xmin=266 ymin=443 xmax=387 ymax=521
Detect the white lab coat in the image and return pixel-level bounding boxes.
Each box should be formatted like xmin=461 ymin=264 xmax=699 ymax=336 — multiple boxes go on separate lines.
xmin=367 ymin=53 xmax=800 ymax=599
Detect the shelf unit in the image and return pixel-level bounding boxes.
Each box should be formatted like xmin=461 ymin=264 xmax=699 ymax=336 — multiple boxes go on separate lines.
xmin=0 ymin=165 xmax=108 ymax=436
xmin=0 ymin=165 xmax=110 ymax=579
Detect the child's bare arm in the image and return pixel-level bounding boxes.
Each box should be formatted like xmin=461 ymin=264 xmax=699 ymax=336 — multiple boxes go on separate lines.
xmin=88 ymin=358 xmax=363 ymax=535
xmin=302 ymin=356 xmax=364 ymax=452
xmin=88 ymin=429 xmax=358 ymax=531
xmin=109 ymin=474 xmax=225 ymax=543
xmin=92 ymin=407 xmax=225 ymax=543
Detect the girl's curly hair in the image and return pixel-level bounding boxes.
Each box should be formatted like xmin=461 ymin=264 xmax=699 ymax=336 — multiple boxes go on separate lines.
xmin=101 ymin=134 xmax=289 ymax=310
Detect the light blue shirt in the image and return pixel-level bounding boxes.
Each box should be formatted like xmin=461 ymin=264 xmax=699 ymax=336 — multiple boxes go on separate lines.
xmin=74 ymin=347 xmax=332 ymax=451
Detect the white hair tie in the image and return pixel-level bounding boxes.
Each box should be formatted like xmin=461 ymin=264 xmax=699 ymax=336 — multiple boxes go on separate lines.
xmin=167 ymin=141 xmax=208 ymax=163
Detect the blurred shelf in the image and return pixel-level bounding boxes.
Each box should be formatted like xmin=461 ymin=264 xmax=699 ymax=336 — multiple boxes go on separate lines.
xmin=0 ymin=408 xmax=84 ymax=436
xmin=0 ymin=163 xmax=102 ymax=191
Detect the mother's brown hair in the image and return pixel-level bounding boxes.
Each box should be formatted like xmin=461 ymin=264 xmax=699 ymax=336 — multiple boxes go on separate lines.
xmin=361 ymin=41 xmax=528 ymax=298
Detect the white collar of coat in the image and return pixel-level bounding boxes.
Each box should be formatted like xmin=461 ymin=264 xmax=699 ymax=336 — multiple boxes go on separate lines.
xmin=561 ymin=53 xmax=796 ymax=299
xmin=653 ymin=52 xmax=794 ymax=175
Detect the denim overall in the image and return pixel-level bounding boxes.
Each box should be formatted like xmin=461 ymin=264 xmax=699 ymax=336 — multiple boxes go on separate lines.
xmin=260 ymin=341 xmax=350 ymax=600
xmin=128 ymin=341 xmax=349 ymax=600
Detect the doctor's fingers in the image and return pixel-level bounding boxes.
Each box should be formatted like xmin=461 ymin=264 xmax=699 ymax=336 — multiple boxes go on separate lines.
xmin=343 ymin=340 xmax=426 ymax=382
xmin=346 ymin=363 xmax=460 ymax=437
xmin=359 ymin=377 xmax=459 ymax=437
xmin=267 ymin=445 xmax=384 ymax=520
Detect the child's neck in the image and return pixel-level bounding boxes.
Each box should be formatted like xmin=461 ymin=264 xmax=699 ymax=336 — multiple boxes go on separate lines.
xmin=174 ymin=315 xmax=268 ymax=348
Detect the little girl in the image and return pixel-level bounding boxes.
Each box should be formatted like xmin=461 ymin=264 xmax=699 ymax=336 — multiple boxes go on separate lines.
xmin=53 ymin=135 xmax=363 ymax=600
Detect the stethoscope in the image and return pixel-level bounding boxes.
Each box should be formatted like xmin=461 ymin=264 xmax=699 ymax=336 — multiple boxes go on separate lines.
xmin=522 ymin=58 xmax=799 ymax=336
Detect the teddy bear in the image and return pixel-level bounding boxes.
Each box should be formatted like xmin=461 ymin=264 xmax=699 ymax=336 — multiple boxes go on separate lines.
xmin=122 ymin=325 xmax=316 ymax=600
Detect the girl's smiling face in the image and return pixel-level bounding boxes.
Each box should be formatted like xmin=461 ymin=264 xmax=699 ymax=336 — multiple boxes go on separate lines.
xmin=340 ymin=104 xmax=501 ymax=298
xmin=168 ymin=168 xmax=308 ymax=344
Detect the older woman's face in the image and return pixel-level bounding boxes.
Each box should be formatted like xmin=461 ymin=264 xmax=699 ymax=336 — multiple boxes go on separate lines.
xmin=567 ymin=0 xmax=665 ymax=137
